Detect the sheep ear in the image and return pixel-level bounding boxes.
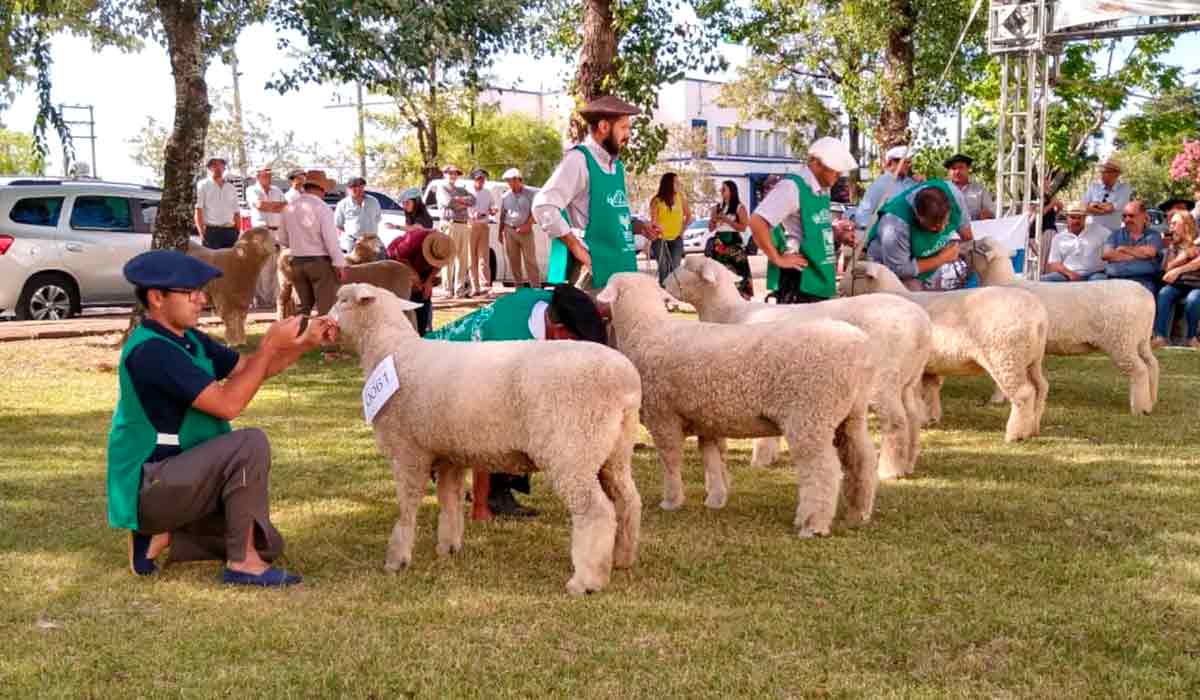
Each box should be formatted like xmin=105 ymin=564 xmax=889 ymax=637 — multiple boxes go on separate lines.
xmin=862 ymin=263 xmax=880 ymax=280
xmin=393 ymin=298 xmax=422 ymax=311
xmin=700 ymin=263 xmax=719 ymax=284
xmin=595 ymin=285 xmax=617 ymax=304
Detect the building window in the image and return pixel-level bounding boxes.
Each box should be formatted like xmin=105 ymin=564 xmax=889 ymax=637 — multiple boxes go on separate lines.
xmin=715 ymin=127 xmax=732 ymax=155
xmin=736 ymin=128 xmax=751 ymax=155
xmin=690 ymin=118 xmax=708 ymax=158
xmin=756 ymin=130 xmax=771 ymax=156
xmin=774 ymin=132 xmax=790 ymax=158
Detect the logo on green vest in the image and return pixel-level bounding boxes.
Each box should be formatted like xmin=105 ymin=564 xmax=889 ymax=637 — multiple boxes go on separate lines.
xmin=606 ymin=190 xmax=630 ymax=209
xmin=619 ymin=213 xmax=631 ymax=234
xmin=811 ymin=208 xmax=832 ymax=225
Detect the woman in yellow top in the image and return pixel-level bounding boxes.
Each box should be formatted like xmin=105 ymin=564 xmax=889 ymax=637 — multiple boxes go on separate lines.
xmin=649 ymin=172 xmax=691 ymax=285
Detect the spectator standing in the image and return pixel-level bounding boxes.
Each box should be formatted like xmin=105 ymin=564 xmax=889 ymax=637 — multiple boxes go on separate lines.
xmin=334 ymin=176 xmax=382 ymax=255
xmin=1102 ymin=200 xmax=1163 ymax=295
xmin=649 ymin=172 xmax=690 ymax=285
xmin=399 ymin=187 xmax=434 ymax=229
xmin=436 ymin=164 xmax=476 ymax=298
xmin=245 ymin=165 xmax=286 ymax=308
xmin=1083 ymin=159 xmax=1132 ymax=234
xmin=499 ymin=168 xmax=540 ymax=288
xmin=854 ymin=146 xmax=920 ymax=230
xmin=278 ymin=175 xmax=347 ymax=353
xmin=194 ymin=157 xmax=239 ymax=249
xmin=386 ymin=229 xmax=456 ymax=335
xmin=1152 ymin=211 xmax=1200 ymax=349
xmin=468 ymin=169 xmax=495 ymax=297
xmin=944 ymin=153 xmax=994 ymax=220
xmin=705 ymin=179 xmax=753 ymax=299
xmin=284 ymin=169 xmax=306 ymax=204
xmin=1042 ymin=202 xmax=1107 ymax=282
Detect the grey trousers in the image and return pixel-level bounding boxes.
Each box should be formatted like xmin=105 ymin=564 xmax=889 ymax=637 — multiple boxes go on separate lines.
xmin=138 ymin=428 xmax=284 ymax=564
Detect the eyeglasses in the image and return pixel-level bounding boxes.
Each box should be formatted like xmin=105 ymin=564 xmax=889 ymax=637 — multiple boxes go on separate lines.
xmin=1120 ymin=213 xmax=1138 ymax=219
xmin=165 ymin=288 xmax=205 ymax=301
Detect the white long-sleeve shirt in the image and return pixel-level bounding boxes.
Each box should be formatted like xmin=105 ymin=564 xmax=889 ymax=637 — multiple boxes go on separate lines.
xmin=278 ymin=193 xmax=346 ymax=266
xmin=532 ymin=136 xmax=619 ymax=240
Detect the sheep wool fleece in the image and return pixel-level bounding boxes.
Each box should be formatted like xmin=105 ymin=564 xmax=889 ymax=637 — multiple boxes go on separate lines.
xmin=425 ymin=288 xmax=552 ymax=341
xmin=107 ymin=324 xmax=231 ymax=530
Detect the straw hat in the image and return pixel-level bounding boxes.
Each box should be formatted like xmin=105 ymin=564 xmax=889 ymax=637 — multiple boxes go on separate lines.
xmin=422 ymin=232 xmax=456 ymax=268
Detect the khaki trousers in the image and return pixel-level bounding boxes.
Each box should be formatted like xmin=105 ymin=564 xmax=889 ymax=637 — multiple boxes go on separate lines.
xmin=504 ymin=229 xmax=540 ymax=286
xmin=138 ymin=428 xmax=284 ymax=564
xmin=469 ymin=221 xmax=491 ymax=291
xmin=291 ymin=257 xmax=338 ymax=316
xmin=444 ymin=221 xmax=472 ymax=294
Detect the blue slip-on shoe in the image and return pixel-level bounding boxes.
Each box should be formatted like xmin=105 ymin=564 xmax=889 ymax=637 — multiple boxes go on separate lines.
xmin=222 ymin=566 xmax=302 ymax=587
xmin=128 ymin=532 xmax=158 ymax=576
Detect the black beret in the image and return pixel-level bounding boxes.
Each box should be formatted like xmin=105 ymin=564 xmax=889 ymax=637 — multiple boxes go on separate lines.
xmin=124 ymin=250 xmax=222 ymax=290
xmin=1159 ymin=197 xmax=1195 ymax=212
xmin=943 ymin=153 xmax=973 ymax=169
xmin=549 ymin=284 xmax=606 ymax=344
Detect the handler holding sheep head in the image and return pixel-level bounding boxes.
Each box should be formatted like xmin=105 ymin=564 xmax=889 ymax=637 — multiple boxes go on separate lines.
xmin=107 ymin=250 xmax=336 ymax=587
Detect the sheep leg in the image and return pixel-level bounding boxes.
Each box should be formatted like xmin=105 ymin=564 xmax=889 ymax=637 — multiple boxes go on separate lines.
xmin=874 ymin=391 xmax=909 ymax=481
xmin=901 ymin=378 xmax=924 ymax=476
xmin=750 ymin=437 xmax=782 ymax=468
xmin=559 ymin=479 xmax=617 ymax=596
xmin=989 ymin=363 xmax=1037 ymax=442
xmin=698 ymin=436 xmax=730 ymax=509
xmin=1113 ymin=344 xmax=1153 ymax=416
xmin=1142 ymin=338 xmax=1159 ymax=407
xmin=598 ymin=407 xmax=642 ymax=569
xmin=920 ymin=374 xmax=943 ymax=425
xmin=1029 ymin=359 xmax=1049 ymax=436
xmin=787 ymin=426 xmax=842 ymax=539
xmin=434 ymin=462 xmax=466 ymax=557
xmin=988 ymin=381 xmax=1008 ymax=405
xmin=837 ymin=396 xmax=878 ymax=526
xmin=647 ymin=420 xmax=687 ymax=511
xmin=228 ymin=307 xmax=247 ymax=346
xmin=384 ymin=455 xmax=430 ymax=573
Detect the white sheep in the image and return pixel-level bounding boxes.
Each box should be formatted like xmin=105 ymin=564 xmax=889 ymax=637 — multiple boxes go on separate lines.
xmin=965 ymin=239 xmax=1159 ymax=415
xmin=840 ymin=262 xmax=1050 ymax=442
xmin=331 ymin=283 xmax=644 ymax=596
xmin=664 ymin=256 xmax=933 ymax=480
xmin=186 ymin=227 xmax=274 ymax=346
xmin=598 ymin=272 xmax=878 ymax=538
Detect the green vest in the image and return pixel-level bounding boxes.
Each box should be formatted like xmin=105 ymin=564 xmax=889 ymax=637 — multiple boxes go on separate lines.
xmin=865 ymin=179 xmax=963 ymax=281
xmin=765 ymin=224 xmax=787 ymax=292
xmin=106 ymin=324 xmax=232 ymax=530
xmin=426 ymin=288 xmax=554 ymax=342
xmin=764 ymin=174 xmax=836 ymax=299
xmin=578 ymin=145 xmax=638 ymax=288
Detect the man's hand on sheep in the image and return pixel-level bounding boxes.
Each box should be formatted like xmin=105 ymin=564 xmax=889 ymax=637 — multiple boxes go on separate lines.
xmin=564 ymin=234 xmax=592 ymax=268
xmin=633 ymin=219 xmax=662 ymax=240
xmin=775 ymin=253 xmax=809 ymax=270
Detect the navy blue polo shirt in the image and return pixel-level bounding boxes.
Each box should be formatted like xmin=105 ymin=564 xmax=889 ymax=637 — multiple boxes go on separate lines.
xmin=124 ymin=319 xmax=239 ymax=462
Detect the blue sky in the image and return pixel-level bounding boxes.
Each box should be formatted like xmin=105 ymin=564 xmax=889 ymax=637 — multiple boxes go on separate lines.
xmin=3 ymin=22 xmax=1196 ymax=184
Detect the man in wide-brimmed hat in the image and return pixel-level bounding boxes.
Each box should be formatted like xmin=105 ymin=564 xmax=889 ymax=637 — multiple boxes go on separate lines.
xmin=195 ymin=156 xmax=240 ymax=249
xmin=944 ymin=153 xmax=994 ymax=221
xmin=1083 ymin=157 xmax=1131 ymax=234
xmin=385 ymin=228 xmax=456 ymax=336
xmin=278 ymin=172 xmax=348 ymax=355
xmin=532 ymin=95 xmax=663 ymax=293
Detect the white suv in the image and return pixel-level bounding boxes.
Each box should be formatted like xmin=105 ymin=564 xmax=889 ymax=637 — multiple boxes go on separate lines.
xmin=0 ymin=177 xmax=162 ymax=319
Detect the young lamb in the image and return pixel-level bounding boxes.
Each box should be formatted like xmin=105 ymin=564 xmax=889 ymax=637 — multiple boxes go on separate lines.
xmin=965 ymin=239 xmax=1159 ymax=415
xmin=331 ymin=283 xmax=644 ymax=596
xmin=840 ymin=262 xmax=1050 ymax=442
xmin=664 ymin=256 xmax=933 ymax=480
xmin=186 ymin=227 xmax=273 ymax=346
xmin=598 ymin=272 xmax=878 ymax=538
xmin=277 ymin=250 xmax=418 ymax=328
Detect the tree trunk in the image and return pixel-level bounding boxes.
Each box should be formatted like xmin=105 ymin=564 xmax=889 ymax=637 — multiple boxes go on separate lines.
xmin=156 ymin=0 xmax=211 ymax=252
xmin=877 ymin=0 xmax=915 ymax=149
xmin=571 ymin=0 xmax=618 ymax=141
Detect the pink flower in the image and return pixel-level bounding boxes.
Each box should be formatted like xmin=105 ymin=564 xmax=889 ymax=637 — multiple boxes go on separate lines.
xmin=1170 ymin=141 xmax=1200 ymax=183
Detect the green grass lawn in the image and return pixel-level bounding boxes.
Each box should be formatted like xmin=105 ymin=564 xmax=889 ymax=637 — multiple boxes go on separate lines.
xmin=2 ymin=315 xmax=1200 ymax=698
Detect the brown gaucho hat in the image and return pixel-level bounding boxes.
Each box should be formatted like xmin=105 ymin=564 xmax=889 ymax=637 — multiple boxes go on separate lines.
xmin=578 ymin=95 xmax=641 ymax=119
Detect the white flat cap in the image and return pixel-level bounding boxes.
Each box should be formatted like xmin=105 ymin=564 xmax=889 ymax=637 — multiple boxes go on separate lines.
xmin=808 ymin=137 xmax=859 ymax=174
xmin=502 ymin=167 xmax=522 ymax=180
xmin=885 ymin=145 xmax=913 ymax=161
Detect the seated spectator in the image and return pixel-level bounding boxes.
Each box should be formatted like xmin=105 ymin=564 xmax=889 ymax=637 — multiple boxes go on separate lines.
xmin=1152 ymin=211 xmax=1200 ymax=350
xmin=1101 ymin=200 xmax=1162 ymax=296
xmin=1041 ymin=202 xmax=1107 ymax=282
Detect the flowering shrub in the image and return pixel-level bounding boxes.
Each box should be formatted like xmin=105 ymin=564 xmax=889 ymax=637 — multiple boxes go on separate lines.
xmin=1169 ymin=141 xmax=1200 ymax=185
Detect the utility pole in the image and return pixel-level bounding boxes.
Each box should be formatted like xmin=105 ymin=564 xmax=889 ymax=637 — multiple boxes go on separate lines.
xmin=59 ymin=104 xmax=98 ymax=177
xmin=356 ymin=82 xmax=367 ymax=179
xmin=230 ymin=51 xmax=249 ymax=177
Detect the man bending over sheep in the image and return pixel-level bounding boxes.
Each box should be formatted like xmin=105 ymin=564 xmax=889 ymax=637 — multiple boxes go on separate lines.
xmin=865 ymin=181 xmax=975 ymax=291
xmin=425 ymin=284 xmax=608 ymax=519
xmin=107 ymin=250 xmax=336 ymax=587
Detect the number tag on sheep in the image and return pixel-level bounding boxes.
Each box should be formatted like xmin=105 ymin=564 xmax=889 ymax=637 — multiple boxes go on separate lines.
xmin=362 ymin=354 xmax=400 ymax=422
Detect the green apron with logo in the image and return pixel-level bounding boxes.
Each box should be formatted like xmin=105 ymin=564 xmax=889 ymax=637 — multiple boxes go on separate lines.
xmin=765 ymin=224 xmax=787 ymax=292
xmin=106 ymin=324 xmax=232 ymax=530
xmin=426 ymin=288 xmax=553 ymax=342
xmin=765 ymin=175 xmax=836 ymax=298
xmin=865 ymin=179 xmax=963 ymax=281
xmin=547 ymin=145 xmax=637 ymax=289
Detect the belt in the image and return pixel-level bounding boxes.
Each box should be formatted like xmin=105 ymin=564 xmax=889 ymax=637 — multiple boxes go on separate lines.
xmin=267 ymin=225 xmax=279 ymax=230
xmin=156 ymin=433 xmax=179 ymax=446
xmin=207 ymin=224 xmax=236 ymax=229
xmin=291 ymin=255 xmax=331 ymax=263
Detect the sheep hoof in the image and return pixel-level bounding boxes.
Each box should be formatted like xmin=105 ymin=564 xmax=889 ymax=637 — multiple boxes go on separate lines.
xmin=566 ymin=578 xmax=603 ymax=596
xmin=383 ymin=558 xmax=410 ymax=574
xmin=704 ymin=492 xmax=728 ymax=510
xmin=842 ymin=510 xmax=871 ymax=527
xmin=877 ymin=463 xmax=905 ymax=481
xmin=659 ymin=498 xmax=684 ymax=511
xmin=436 ymin=542 xmax=461 ymax=557
xmin=796 ymin=527 xmax=830 ymax=539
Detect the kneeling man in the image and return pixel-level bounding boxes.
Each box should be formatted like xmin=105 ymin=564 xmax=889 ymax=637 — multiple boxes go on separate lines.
xmin=108 ymin=250 xmax=334 ymax=586
xmin=425 ymin=284 xmax=608 ymax=519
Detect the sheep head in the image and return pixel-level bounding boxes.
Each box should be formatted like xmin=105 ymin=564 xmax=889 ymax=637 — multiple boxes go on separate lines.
xmin=664 ymin=256 xmax=730 ymax=307
xmin=346 ymin=236 xmax=383 ymax=265
xmin=234 ymin=227 xmax=274 ymax=265
xmin=840 ymin=261 xmax=905 ymax=295
xmin=964 ymin=239 xmax=1015 ymax=283
xmin=596 ymin=272 xmax=675 ymax=323
xmin=330 ymin=283 xmax=421 ymax=353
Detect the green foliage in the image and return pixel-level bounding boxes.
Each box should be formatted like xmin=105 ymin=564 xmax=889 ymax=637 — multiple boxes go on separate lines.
xmin=911 ymin=119 xmax=997 ymax=185
xmin=1108 ymin=87 xmax=1200 ymax=207
xmin=370 ymin=105 xmax=565 ymax=191
xmin=624 ymin=124 xmax=719 ymax=216
xmin=0 ymin=128 xmax=46 ymax=175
